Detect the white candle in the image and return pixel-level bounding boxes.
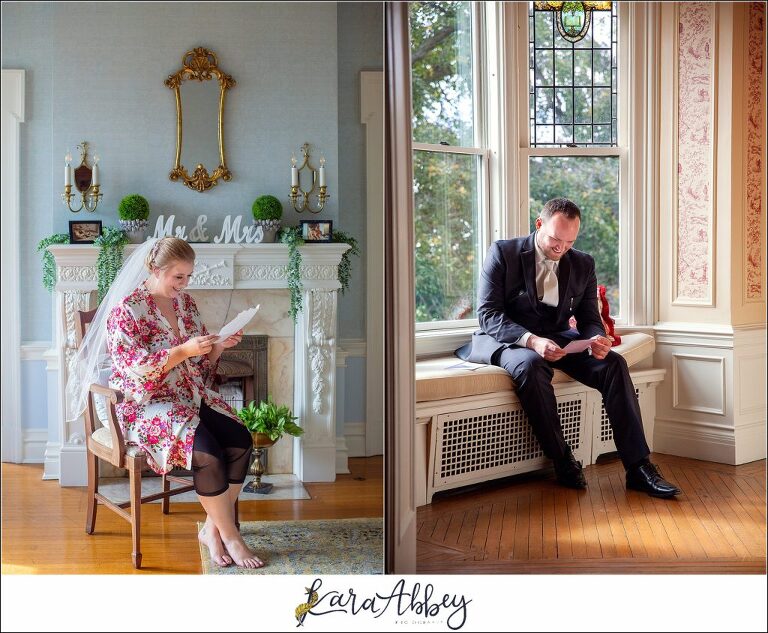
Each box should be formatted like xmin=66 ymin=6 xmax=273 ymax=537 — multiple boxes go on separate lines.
xmin=318 ymin=165 xmax=325 ymax=187
xmin=65 ymin=152 xmax=72 ymax=187
xmin=291 ymin=166 xmax=298 ymax=187
xmin=92 ymin=164 xmax=99 ymax=186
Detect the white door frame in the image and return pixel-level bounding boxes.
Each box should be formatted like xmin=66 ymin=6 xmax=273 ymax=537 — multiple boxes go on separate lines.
xmin=361 ymin=70 xmax=384 ymax=457
xmin=1 ymin=69 xmax=25 ymax=463
xmin=385 ymin=2 xmax=417 ymax=573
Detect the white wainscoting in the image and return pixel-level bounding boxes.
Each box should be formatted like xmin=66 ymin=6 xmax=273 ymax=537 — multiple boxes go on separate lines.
xmin=671 ymin=353 xmax=726 ymax=415
xmin=336 ymin=339 xmax=367 ymax=470
xmin=654 ymin=323 xmax=766 ymax=464
xmin=20 ymin=342 xmax=50 ymax=361
xmin=22 ymin=429 xmax=47 ymax=463
xmin=344 ymin=422 xmax=367 ymax=458
xmin=335 ymin=435 xmax=350 ymax=475
xmin=13 ymin=344 xmax=52 ymax=465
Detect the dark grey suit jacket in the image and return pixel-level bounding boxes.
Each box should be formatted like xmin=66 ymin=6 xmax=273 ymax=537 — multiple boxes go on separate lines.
xmin=456 ymin=232 xmax=606 ymax=364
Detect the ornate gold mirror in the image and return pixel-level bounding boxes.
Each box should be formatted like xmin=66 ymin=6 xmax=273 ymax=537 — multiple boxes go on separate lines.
xmin=165 ymin=47 xmax=235 ymax=192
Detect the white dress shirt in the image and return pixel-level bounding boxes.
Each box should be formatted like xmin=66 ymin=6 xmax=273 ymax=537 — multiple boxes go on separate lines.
xmin=515 ymin=232 xmax=559 ymax=348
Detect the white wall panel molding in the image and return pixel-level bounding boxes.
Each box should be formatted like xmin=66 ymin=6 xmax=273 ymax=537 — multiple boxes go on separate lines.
xmin=671 ymin=353 xmax=726 ymax=415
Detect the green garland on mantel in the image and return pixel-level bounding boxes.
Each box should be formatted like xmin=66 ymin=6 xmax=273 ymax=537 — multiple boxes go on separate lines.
xmin=277 ymin=226 xmax=361 ymax=322
xmin=39 ymin=227 xmax=359 ymax=319
xmin=37 ymin=227 xmax=129 ymax=303
xmin=333 ymin=229 xmax=361 ymax=295
xmin=36 ymin=234 xmax=70 ymax=293
xmin=94 ymin=227 xmax=130 ymax=303
xmin=278 ymin=226 xmax=306 ymax=321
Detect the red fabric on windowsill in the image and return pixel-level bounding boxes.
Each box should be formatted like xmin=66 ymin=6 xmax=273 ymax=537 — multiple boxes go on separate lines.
xmin=568 ymin=284 xmax=621 ymax=346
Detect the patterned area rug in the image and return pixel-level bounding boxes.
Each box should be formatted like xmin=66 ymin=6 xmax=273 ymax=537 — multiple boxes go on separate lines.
xmin=198 ymin=517 xmax=383 ymax=574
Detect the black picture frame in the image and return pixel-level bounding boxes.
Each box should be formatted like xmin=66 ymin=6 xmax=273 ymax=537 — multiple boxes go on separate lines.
xmin=300 ymin=220 xmax=333 ymax=243
xmin=68 ymin=220 xmax=102 ymax=244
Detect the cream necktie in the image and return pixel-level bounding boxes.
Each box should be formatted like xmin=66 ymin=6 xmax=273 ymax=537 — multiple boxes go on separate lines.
xmin=541 ymin=259 xmax=559 ymax=307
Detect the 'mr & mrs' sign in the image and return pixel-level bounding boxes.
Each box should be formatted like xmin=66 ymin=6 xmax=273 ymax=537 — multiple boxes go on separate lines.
xmin=152 ymin=215 xmax=265 ymax=244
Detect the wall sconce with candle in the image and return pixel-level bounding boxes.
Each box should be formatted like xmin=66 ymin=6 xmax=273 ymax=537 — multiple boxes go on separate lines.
xmin=289 ymin=142 xmax=329 ymax=214
xmin=62 ymin=141 xmax=103 ymax=213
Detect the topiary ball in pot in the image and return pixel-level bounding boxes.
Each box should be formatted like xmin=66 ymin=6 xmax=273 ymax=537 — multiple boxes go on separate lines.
xmin=251 ymin=195 xmax=283 ymax=243
xmin=118 ymin=194 xmax=150 ymax=243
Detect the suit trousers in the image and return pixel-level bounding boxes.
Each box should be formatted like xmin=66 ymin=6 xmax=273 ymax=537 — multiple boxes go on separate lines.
xmin=492 ymin=347 xmax=650 ymax=469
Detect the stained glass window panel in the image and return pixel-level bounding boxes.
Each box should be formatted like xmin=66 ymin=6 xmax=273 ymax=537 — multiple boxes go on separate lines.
xmin=529 ymin=2 xmax=618 ymax=147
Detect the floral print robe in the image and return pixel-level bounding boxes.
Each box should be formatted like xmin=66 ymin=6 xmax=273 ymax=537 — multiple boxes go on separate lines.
xmin=106 ymin=280 xmax=242 ymax=474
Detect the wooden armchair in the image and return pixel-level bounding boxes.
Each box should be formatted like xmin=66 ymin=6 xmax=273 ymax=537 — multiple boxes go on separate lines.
xmin=76 ymin=308 xmax=238 ymax=569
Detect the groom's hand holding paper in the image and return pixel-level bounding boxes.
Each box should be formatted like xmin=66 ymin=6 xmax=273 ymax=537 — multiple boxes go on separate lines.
xmin=561 ymin=335 xmax=612 ymax=358
xmin=215 ymin=306 xmax=260 ymax=343
xmin=561 ymin=338 xmax=593 ymax=354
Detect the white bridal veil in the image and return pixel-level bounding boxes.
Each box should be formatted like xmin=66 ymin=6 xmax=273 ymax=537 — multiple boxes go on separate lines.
xmin=65 ymin=237 xmax=159 ymax=423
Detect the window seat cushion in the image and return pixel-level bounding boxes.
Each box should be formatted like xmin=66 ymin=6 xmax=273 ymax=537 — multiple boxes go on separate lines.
xmin=415 ymin=332 xmax=655 ymax=403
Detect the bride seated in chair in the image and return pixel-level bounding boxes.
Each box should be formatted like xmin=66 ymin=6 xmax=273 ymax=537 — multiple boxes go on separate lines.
xmin=69 ymin=236 xmax=263 ymax=569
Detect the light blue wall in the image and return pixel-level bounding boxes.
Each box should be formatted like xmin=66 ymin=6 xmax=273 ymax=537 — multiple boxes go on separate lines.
xmin=2 ymin=1 xmax=347 ymax=342
xmin=4 ymin=1 xmax=382 ymax=432
xmin=21 ymin=361 xmax=48 ymax=429
xmin=334 ymin=356 xmax=366 ymax=437
xmin=337 ymin=2 xmax=383 ymax=340
xmin=343 ymin=357 xmax=367 ymax=423
xmin=2 ymin=2 xmax=55 ymax=344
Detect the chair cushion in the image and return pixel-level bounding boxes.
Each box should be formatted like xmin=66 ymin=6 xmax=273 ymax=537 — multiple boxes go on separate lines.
xmin=92 ymin=368 xmax=114 ymax=428
xmin=93 ymin=392 xmax=110 ymax=428
xmin=415 ymin=332 xmax=655 ymax=403
xmin=92 ymin=427 xmax=145 ymax=457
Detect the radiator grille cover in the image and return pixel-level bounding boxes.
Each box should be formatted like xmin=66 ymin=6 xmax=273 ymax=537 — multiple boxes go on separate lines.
xmin=435 ymin=395 xmax=587 ymax=486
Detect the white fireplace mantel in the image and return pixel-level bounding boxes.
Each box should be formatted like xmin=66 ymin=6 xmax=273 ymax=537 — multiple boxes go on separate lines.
xmin=47 ymin=242 xmax=349 ymax=486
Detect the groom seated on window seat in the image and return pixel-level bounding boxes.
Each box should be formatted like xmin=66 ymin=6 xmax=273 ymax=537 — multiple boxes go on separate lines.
xmin=453 ymin=197 xmax=680 ymax=498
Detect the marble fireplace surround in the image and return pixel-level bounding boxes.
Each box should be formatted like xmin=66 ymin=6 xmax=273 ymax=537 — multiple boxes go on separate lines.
xmin=47 ymin=243 xmax=349 ymax=486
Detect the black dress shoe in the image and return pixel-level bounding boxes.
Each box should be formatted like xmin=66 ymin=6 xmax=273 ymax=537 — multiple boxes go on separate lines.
xmin=626 ymin=462 xmax=681 ymax=498
xmin=553 ymin=450 xmax=587 ymax=489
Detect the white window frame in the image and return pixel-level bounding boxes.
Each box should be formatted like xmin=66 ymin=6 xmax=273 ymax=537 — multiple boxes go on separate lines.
xmin=415 ymin=1 xmax=655 ymax=357
xmin=516 ymin=1 xmax=630 ymax=324
xmin=414 ymin=1 xmax=503 ymax=355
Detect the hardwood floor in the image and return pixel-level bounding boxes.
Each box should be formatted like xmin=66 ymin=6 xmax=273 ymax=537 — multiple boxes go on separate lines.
xmin=417 ymin=453 xmax=766 ymax=574
xmin=1 ymin=456 xmax=382 ymax=574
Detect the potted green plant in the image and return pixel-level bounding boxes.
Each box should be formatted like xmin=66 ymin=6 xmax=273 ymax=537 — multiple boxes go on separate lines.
xmin=236 ymin=396 xmax=303 ymax=493
xmin=237 ymin=396 xmax=303 ymax=445
xmin=251 ymin=194 xmax=283 ymax=243
xmin=118 ymin=194 xmax=150 ymax=243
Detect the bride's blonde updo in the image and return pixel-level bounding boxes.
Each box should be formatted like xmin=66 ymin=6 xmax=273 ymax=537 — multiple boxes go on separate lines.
xmin=144 ymin=236 xmax=195 ymax=272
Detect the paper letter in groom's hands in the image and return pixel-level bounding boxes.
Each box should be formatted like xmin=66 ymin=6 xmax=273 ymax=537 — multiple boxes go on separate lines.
xmin=562 ymin=338 xmax=593 ymax=354
xmin=214 ymin=306 xmax=260 ymax=343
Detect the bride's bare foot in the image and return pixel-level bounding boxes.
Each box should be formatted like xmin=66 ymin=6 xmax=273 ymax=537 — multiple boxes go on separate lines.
xmin=198 ymin=519 xmax=232 ymax=567
xmin=222 ymin=535 xmax=265 ymax=569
